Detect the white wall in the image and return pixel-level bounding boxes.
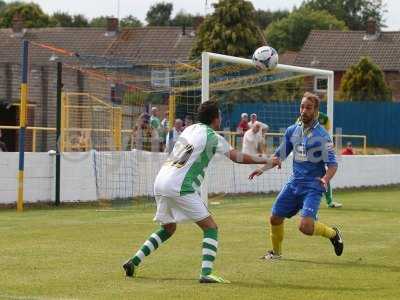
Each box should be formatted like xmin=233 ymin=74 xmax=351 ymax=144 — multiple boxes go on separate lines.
xmin=1 ymin=152 xmax=399 ymax=204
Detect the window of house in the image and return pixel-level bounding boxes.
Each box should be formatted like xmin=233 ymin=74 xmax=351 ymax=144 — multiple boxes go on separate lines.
xmin=314 ymin=77 xmax=328 ymax=92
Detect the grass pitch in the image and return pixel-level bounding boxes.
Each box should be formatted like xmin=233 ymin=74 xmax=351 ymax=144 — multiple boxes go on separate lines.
xmin=1 ymin=188 xmax=400 ymax=300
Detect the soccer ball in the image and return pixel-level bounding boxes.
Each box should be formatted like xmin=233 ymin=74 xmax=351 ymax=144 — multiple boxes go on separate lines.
xmin=252 ymin=46 xmax=279 ymax=70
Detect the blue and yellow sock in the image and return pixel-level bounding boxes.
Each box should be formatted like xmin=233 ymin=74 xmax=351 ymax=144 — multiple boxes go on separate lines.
xmin=270 ymin=223 xmax=284 ymax=255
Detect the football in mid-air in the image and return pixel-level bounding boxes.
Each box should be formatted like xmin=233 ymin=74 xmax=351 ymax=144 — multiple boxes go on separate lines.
xmin=252 ymin=46 xmax=279 ymax=70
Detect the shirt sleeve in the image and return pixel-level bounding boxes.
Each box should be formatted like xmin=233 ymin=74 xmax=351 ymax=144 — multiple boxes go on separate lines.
xmin=274 ymin=127 xmax=293 ymax=160
xmin=216 ymin=134 xmax=233 ymax=156
xmin=324 ymin=136 xmax=337 ymax=166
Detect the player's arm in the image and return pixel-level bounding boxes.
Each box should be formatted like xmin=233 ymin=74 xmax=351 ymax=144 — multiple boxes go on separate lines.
xmin=320 ymin=137 xmax=338 ymax=190
xmin=228 ymin=149 xmax=280 ymax=166
xmin=216 ymin=134 xmax=279 ymax=167
xmin=248 ymin=127 xmax=293 ymax=180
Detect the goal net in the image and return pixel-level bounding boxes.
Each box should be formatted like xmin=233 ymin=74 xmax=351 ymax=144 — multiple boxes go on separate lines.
xmin=29 ymin=46 xmax=333 ymax=206
xmin=197 ymin=52 xmax=334 ymax=200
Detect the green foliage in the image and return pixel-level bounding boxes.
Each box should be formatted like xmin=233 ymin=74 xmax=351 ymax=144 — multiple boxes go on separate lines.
xmin=50 ymin=12 xmax=89 ymax=27
xmin=191 ymin=0 xmax=264 ymax=58
xmin=0 ymin=2 xmax=50 ymax=28
xmin=265 ymin=8 xmax=347 ymax=52
xmin=301 ymin=0 xmax=386 ymax=30
xmin=50 ymin=12 xmax=73 ymax=27
xmin=339 ymin=57 xmax=391 ymax=101
xmin=120 ymin=15 xmax=142 ymax=28
xmin=89 ymin=16 xmax=109 ymax=27
xmin=71 ymin=14 xmax=89 ymax=27
xmin=170 ymin=11 xmax=203 ymax=27
xmin=0 ymin=0 xmax=6 ymax=12
xmin=254 ymin=9 xmax=289 ymax=30
xmin=146 ymin=2 xmax=173 ymax=26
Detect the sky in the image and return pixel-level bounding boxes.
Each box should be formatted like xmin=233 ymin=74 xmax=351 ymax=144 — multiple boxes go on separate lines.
xmin=6 ymin=0 xmax=400 ymax=30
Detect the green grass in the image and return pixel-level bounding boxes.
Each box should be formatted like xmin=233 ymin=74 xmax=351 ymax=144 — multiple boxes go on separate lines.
xmin=1 ymin=188 xmax=400 ymax=300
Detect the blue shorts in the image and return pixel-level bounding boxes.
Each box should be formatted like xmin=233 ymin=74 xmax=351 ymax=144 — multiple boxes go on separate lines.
xmin=271 ymin=181 xmax=323 ymax=220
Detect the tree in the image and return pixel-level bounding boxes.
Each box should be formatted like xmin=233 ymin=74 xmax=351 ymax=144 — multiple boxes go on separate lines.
xmin=120 ymin=15 xmax=142 ymax=27
xmin=90 ymin=16 xmax=109 ymax=27
xmin=339 ymin=57 xmax=391 ymax=101
xmin=0 ymin=2 xmax=50 ymax=28
xmin=265 ymin=8 xmax=347 ymax=52
xmin=71 ymin=14 xmax=89 ymax=27
xmin=254 ymin=9 xmax=289 ymax=30
xmin=0 ymin=1 xmax=6 ymax=12
xmin=301 ymin=0 xmax=386 ymax=30
xmin=50 ymin=12 xmax=74 ymax=27
xmin=191 ymin=0 xmax=263 ymax=58
xmin=170 ymin=11 xmax=202 ymax=27
xmin=146 ymin=2 xmax=173 ymax=26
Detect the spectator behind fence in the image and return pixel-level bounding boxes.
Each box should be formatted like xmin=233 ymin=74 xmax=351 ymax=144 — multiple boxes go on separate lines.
xmin=242 ymin=122 xmax=265 ymax=156
xmin=160 ymin=110 xmax=170 ymax=151
xmin=0 ymin=129 xmax=7 ymax=152
xmin=248 ymin=113 xmax=269 ymax=134
xmin=165 ymin=119 xmax=184 ymax=153
xmin=184 ymin=115 xmax=193 ymax=128
xmin=150 ymin=106 xmax=161 ymax=130
xmin=237 ymin=113 xmax=249 ymax=135
xmin=341 ymin=142 xmax=355 ymax=155
xmin=132 ymin=113 xmax=160 ymax=152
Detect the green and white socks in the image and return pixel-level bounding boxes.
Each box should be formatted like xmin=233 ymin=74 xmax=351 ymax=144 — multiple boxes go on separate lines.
xmin=130 ymin=227 xmax=219 ymax=278
xmin=201 ymin=228 xmax=218 ymax=276
xmin=131 ymin=228 xmax=172 ymax=266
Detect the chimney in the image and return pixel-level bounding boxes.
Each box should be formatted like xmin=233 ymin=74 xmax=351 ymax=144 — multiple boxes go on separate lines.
xmin=105 ymin=17 xmax=119 ymax=37
xmin=366 ymin=17 xmax=377 ymax=35
xmin=363 ymin=17 xmax=380 ymax=41
xmin=182 ymin=24 xmax=186 ymax=36
xmin=11 ymin=14 xmax=25 ymax=37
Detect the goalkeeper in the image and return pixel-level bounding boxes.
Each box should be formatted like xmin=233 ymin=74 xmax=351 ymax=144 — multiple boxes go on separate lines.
xmin=123 ymin=101 xmax=280 ymax=283
xmin=250 ymin=92 xmax=343 ymax=260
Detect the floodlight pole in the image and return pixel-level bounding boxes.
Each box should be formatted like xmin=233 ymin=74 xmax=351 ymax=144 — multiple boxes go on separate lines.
xmin=17 ymin=40 xmax=29 ymax=212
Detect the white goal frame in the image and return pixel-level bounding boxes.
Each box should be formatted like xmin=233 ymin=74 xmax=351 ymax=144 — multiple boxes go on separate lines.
xmin=200 ymin=52 xmax=335 ymax=201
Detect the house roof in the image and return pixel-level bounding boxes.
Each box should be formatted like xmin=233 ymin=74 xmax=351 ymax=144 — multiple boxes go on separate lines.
xmin=294 ymin=30 xmax=400 ymax=71
xmin=279 ymin=51 xmax=298 ymax=65
xmin=0 ymin=26 xmax=196 ymax=66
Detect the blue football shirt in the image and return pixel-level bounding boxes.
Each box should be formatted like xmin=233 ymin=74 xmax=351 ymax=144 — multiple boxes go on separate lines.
xmin=274 ymin=121 xmax=338 ymax=184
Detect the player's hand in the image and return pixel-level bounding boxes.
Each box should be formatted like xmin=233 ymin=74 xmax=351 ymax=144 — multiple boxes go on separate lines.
xmin=320 ymin=177 xmax=328 ymax=191
xmin=272 ymin=157 xmax=282 ymax=169
xmin=248 ymin=169 xmax=263 ymax=180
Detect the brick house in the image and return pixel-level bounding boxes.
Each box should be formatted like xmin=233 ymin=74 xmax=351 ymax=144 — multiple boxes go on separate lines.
xmin=0 ymin=18 xmax=196 ymax=151
xmin=293 ymin=19 xmax=400 ymax=101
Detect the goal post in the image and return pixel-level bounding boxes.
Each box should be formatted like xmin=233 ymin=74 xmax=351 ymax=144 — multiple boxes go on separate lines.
xmin=200 ymin=51 xmax=335 ymax=202
xmin=201 ymin=52 xmax=334 ymax=135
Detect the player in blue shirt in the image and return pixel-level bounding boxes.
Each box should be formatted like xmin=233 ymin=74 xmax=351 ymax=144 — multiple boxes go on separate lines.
xmin=249 ymin=92 xmax=343 ymax=259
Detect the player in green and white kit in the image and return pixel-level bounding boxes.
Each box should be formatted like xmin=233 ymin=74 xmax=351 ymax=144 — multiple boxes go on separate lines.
xmin=123 ymin=101 xmax=280 ymax=283
xmin=317 ymin=112 xmax=342 ymax=208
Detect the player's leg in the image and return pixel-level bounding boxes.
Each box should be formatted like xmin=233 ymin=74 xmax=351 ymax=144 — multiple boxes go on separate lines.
xmin=299 ymin=190 xmax=343 ymax=256
xmin=261 ymin=183 xmax=300 ymax=260
xmin=123 ymin=196 xmax=176 ymax=277
xmin=326 ymin=182 xmax=343 ymax=208
xmin=173 ymin=193 xmax=229 ymax=283
xmin=196 ymin=216 xmax=229 ymax=283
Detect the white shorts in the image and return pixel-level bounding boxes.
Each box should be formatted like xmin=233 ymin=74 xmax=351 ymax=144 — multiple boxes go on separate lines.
xmin=153 ymin=193 xmax=210 ymax=224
